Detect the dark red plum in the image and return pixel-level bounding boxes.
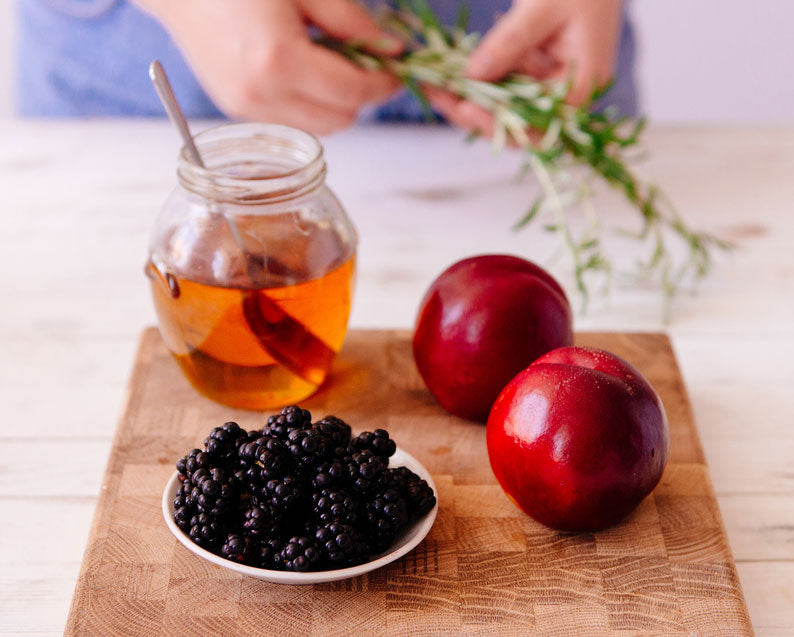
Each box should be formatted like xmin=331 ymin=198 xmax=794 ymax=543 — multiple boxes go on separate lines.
xmin=413 ymin=255 xmax=573 ymax=422
xmin=486 ymin=346 xmax=669 ymax=531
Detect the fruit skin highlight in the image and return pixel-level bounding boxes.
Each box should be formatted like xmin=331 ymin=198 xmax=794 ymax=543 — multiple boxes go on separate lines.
xmin=486 ymin=346 xmax=669 ymax=532
xmin=412 ymin=255 xmax=573 ymax=422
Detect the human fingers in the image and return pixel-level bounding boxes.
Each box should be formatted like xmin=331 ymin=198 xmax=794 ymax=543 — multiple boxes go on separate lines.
xmin=427 ymin=87 xmax=551 ymax=147
xmin=296 ymin=42 xmax=401 ymax=111
xmin=543 ymin=2 xmax=622 ymax=105
xmin=467 ymin=0 xmax=563 ymax=82
xmin=425 ymin=87 xmax=496 ymax=138
xmin=228 ymin=37 xmax=398 ymax=121
xmin=544 ymin=33 xmax=615 ymax=106
xmin=299 ymin=0 xmax=403 ymax=54
xmin=241 ymin=91 xmax=360 ymax=135
xmin=516 ymin=48 xmax=560 ymax=80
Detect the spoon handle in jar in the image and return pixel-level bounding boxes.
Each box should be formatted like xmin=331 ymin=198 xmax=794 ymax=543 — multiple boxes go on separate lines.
xmin=150 ymin=60 xmax=252 ymax=276
xmin=149 ymin=60 xmax=205 ymax=168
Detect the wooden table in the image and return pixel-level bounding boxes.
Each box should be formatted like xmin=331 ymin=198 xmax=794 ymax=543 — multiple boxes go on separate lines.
xmin=1 ymin=121 xmax=792 ymax=635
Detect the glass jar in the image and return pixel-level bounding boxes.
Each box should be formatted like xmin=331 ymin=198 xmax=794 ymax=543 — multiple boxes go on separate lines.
xmin=145 ymin=123 xmax=357 ymax=410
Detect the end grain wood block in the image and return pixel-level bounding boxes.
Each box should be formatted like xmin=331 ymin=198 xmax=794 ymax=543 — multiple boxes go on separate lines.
xmin=65 ymin=330 xmax=752 ymax=636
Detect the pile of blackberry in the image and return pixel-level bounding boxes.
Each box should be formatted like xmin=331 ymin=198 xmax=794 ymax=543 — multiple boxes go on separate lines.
xmin=173 ymin=406 xmax=436 ymax=572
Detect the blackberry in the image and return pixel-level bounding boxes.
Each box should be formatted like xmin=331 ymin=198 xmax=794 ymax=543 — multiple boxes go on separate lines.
xmin=405 ymin=480 xmax=436 ymax=516
xmin=263 ymin=405 xmax=312 ymax=441
xmin=286 ymin=427 xmax=330 ymax=469
xmin=174 ymin=478 xmax=194 ymax=507
xmin=313 ymin=416 xmax=351 ymax=448
xmin=239 ymin=428 xmax=263 ymax=445
xmin=345 ymin=450 xmax=387 ymax=494
xmin=177 ymin=448 xmax=210 ymax=480
xmin=254 ymin=537 xmax=284 ymax=569
xmin=204 ymin=421 xmax=244 ymax=466
xmin=260 ymin=475 xmax=303 ymax=513
xmin=188 ymin=512 xmax=225 ymax=548
xmin=312 ymin=488 xmax=359 ymax=527
xmin=220 ymin=533 xmax=250 ymax=564
xmin=242 ymin=505 xmax=282 ymax=538
xmin=389 ymin=467 xmax=437 ymax=516
xmin=350 ymin=429 xmax=396 ymax=461
xmin=278 ymin=536 xmax=322 ymax=572
xmin=363 ymin=487 xmax=409 ymax=553
xmin=236 ymin=436 xmax=291 ymax=485
xmin=173 ymin=486 xmax=190 ymax=512
xmin=311 ymin=459 xmax=348 ymax=490
xmin=193 ymin=467 xmax=237 ymax=518
xmin=233 ymin=429 xmax=265 ymax=457
xmin=173 ymin=482 xmax=196 ymax=531
xmin=174 ymin=504 xmax=194 ymax=531
xmin=312 ymin=522 xmax=368 ymax=567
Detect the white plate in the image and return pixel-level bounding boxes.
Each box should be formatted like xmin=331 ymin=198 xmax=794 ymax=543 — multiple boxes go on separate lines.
xmin=162 ymin=447 xmax=438 ymax=584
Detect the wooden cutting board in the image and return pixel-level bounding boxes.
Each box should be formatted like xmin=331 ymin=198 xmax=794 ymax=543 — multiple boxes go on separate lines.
xmin=65 ymin=329 xmax=752 ymax=636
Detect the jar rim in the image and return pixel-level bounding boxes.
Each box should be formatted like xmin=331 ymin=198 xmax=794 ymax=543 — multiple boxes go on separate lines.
xmin=177 ymin=122 xmax=326 ymax=204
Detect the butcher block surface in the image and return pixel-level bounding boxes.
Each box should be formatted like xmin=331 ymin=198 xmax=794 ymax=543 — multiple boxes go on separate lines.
xmin=65 ymin=329 xmax=751 ymax=636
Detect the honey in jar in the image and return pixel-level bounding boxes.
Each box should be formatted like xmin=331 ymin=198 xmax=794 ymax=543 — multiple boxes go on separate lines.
xmin=147 ymin=123 xmax=357 ymax=409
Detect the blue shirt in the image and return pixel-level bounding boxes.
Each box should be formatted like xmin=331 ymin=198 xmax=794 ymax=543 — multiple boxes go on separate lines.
xmin=15 ymin=0 xmax=637 ymax=119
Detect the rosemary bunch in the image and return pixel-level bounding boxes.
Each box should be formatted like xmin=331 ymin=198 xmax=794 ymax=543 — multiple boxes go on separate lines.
xmin=322 ymin=0 xmax=730 ymax=314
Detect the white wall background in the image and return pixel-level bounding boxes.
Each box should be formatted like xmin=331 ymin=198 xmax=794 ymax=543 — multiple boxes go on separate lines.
xmin=630 ymin=1 xmax=794 ymax=123
xmin=0 ymin=1 xmax=792 ymax=122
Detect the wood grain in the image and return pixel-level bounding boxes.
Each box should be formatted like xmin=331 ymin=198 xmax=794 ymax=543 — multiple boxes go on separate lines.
xmin=65 ymin=329 xmax=752 ymax=636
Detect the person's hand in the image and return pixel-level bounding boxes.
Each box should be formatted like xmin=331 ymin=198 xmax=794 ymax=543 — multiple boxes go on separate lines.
xmin=429 ymin=0 xmax=623 ymax=138
xmin=137 ymin=0 xmax=402 ymax=133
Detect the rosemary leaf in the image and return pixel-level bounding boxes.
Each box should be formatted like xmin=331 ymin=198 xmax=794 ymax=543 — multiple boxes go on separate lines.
xmin=513 ymin=198 xmax=544 ymax=230
xmin=454 ymin=3 xmax=470 ymax=32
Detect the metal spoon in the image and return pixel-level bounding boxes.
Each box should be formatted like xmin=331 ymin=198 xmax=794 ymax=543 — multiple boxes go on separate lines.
xmin=149 ymin=60 xmax=205 ymax=167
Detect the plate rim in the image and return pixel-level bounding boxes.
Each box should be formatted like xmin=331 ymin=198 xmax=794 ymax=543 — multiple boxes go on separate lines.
xmin=162 ymin=446 xmax=439 ymax=584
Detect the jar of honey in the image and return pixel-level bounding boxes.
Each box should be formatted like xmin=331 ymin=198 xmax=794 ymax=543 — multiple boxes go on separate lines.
xmin=146 ymin=123 xmax=357 ymax=409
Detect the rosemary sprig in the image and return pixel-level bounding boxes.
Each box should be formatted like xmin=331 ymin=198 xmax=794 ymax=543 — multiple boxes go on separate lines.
xmin=322 ymin=0 xmax=730 ymax=314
